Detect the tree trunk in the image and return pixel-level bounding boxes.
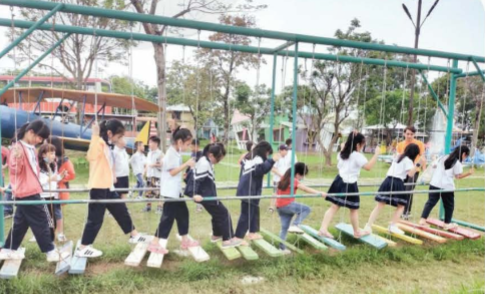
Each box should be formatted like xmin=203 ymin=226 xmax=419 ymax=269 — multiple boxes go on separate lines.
xmin=153 ymin=43 xmax=168 ymax=152
xmin=471 ymin=97 xmax=484 ymax=158
xmin=407 ymin=0 xmax=423 ymax=126
xmin=222 ymin=84 xmax=231 ymax=145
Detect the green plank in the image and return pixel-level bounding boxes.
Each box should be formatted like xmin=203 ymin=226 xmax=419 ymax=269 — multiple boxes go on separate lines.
xmin=300 ymin=225 xmax=346 ymax=251
xmin=298 ymin=233 xmax=327 ymax=250
xmin=335 ymin=223 xmax=387 ymax=250
xmin=237 ymin=245 xmax=259 ymax=261
xmin=216 ymin=242 xmax=241 ymax=261
xmin=260 ymin=228 xmax=304 ymax=254
xmin=252 ymin=239 xmax=283 ymax=257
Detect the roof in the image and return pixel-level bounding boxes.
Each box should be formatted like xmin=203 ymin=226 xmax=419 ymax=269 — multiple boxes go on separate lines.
xmin=231 ymin=109 xmax=250 ymax=125
xmin=0 ymin=75 xmax=109 ymax=84
xmin=167 ymin=104 xmax=191 ymax=112
xmin=1 ymin=87 xmax=158 ymax=112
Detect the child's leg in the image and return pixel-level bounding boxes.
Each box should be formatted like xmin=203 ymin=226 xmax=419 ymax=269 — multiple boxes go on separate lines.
xmin=350 ymin=209 xmax=369 ymax=238
xmin=288 ymin=202 xmax=311 ymax=226
xmin=277 ymin=208 xmax=293 ymax=250
xmin=366 ymin=202 xmax=386 ymax=227
xmin=204 ymin=201 xmax=233 ymax=241
xmin=145 ymin=178 xmax=152 ymax=210
xmin=391 ymin=205 xmax=406 ymax=225
xmin=174 ymin=202 xmax=190 ymax=238
xmin=442 ymin=192 xmax=455 ymax=224
xmin=154 ymin=202 xmax=176 ymax=239
xmin=81 ymin=189 xmax=108 ymax=246
xmin=136 ymin=174 xmax=144 ymax=198
xmin=235 ymin=201 xmax=250 ymax=239
xmin=3 ymin=203 xmax=33 ymax=251
xmin=419 ymin=188 xmax=441 ymax=224
xmin=319 ymin=204 xmax=339 ymax=237
xmin=105 ymin=191 xmax=136 ymax=236
xmin=248 ymin=201 xmax=260 ymax=234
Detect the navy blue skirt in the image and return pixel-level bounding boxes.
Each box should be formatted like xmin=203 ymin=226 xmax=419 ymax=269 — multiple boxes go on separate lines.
xmin=325 ymin=175 xmax=360 ymax=209
xmin=375 ymin=176 xmax=407 ymax=207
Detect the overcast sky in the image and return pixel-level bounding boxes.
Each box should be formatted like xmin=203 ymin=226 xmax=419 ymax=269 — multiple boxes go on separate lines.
xmin=0 ymin=0 xmax=484 ymax=93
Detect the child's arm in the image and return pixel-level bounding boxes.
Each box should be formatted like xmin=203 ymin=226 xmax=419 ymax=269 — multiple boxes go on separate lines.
xmin=363 ymin=148 xmax=380 ymax=171
xmin=255 ymin=153 xmax=280 ymax=177
xmin=86 ymin=123 xmax=103 ymax=162
xmin=8 ymin=144 xmax=25 ymax=176
xmin=407 ymin=157 xmax=425 ymax=178
xmin=299 ymin=183 xmax=327 ymax=197
xmin=455 ymin=168 xmax=474 ymax=180
xmin=169 ymin=158 xmax=195 ymax=177
xmin=59 ymin=160 xmax=76 ymax=183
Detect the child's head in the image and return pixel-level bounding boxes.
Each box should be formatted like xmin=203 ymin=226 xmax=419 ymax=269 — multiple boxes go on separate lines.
xmin=278 ymin=144 xmax=288 ymax=157
xmin=246 ymin=141 xmax=273 ymax=161
xmin=203 ymin=143 xmax=226 ymax=164
xmin=340 ymin=132 xmax=365 ymax=160
xmin=398 ymin=143 xmax=420 ymax=163
xmin=172 ymin=128 xmax=193 ymax=152
xmin=445 ymin=145 xmax=470 ymax=170
xmin=134 ymin=141 xmax=144 ymax=152
xmin=99 ymin=120 xmax=125 ymax=145
xmin=116 ymin=137 xmax=126 ymax=148
xmin=192 ymin=139 xmax=200 ymax=152
xmin=148 ymin=136 xmax=161 ymax=151
xmin=285 ymin=138 xmax=292 ymax=148
xmin=246 ymin=141 xmax=254 ymax=152
xmin=278 ymin=162 xmax=309 ymax=191
xmin=47 ymin=136 xmax=65 ymax=159
xmin=38 ymin=143 xmax=56 ymax=171
xmin=17 ymin=120 xmax=50 ymax=146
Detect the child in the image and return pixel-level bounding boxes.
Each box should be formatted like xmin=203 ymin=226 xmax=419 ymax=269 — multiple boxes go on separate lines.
xmin=319 ymin=132 xmax=379 ymax=239
xmin=144 ymin=136 xmax=163 ymax=213
xmin=238 ymin=141 xmax=254 ymax=165
xmin=284 ymin=138 xmax=298 ymax=166
xmin=129 ymin=141 xmax=146 ymax=199
xmin=275 ymin=162 xmax=326 ymax=253
xmin=272 ymin=144 xmax=289 ymax=191
xmin=187 ymin=139 xmax=204 ymax=212
xmin=419 ymin=146 xmax=474 ymax=230
xmin=49 ymin=136 xmax=75 ymax=242
xmin=1 ymin=144 xmax=13 ymax=218
xmin=193 ymin=143 xmax=241 ymax=248
xmin=0 ymin=120 xmax=67 ymax=262
xmin=235 ymin=141 xmax=280 ymax=242
xmin=76 ymin=120 xmax=146 ymax=258
xmin=148 ymin=128 xmax=197 ymax=254
xmin=365 ymin=143 xmax=423 ymax=235
xmin=113 ymin=138 xmax=130 ymax=199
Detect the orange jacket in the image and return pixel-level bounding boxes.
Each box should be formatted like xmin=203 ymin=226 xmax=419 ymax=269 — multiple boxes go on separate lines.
xmin=87 ymin=135 xmax=114 ymax=189
xmin=58 ymin=158 xmax=75 ymax=200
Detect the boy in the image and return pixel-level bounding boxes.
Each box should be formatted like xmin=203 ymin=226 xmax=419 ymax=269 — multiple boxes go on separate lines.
xmin=129 ymin=141 xmax=146 ymax=199
xmin=272 ymin=145 xmax=289 ymax=189
xmin=113 ymin=138 xmax=130 ymax=199
xmin=144 ymin=136 xmax=163 ymax=214
xmin=284 ymin=138 xmax=298 ymax=166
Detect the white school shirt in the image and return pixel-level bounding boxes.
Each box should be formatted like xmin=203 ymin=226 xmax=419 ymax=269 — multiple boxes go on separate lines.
xmin=146 ymin=149 xmax=163 ymax=178
xmin=386 ymin=157 xmax=415 ymax=180
xmin=337 ymin=151 xmax=368 ymax=183
xmin=20 ymin=140 xmax=38 ymax=176
xmin=160 ymin=146 xmax=182 ymax=199
xmin=113 ymin=146 xmax=130 ymax=178
xmin=273 ymin=155 xmax=290 ymax=182
xmin=39 ymin=168 xmax=61 ymax=199
xmin=284 ymin=150 xmax=298 ymax=167
xmin=429 ymin=156 xmax=463 ymax=190
xmin=130 ymin=152 xmax=147 ymax=176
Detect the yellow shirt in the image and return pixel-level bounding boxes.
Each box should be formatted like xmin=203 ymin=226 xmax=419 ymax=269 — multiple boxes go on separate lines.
xmin=87 ymin=135 xmax=114 ymax=189
xmin=396 ymin=139 xmax=425 ymax=171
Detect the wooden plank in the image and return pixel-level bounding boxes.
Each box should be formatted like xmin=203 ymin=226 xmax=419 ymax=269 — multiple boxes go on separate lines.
xmin=300 ymin=225 xmax=346 ymax=251
xmin=374 ymin=235 xmax=397 ymax=247
xmin=427 ymin=218 xmax=481 ymax=240
xmin=252 ymin=239 xmax=283 ymax=257
xmin=55 ymin=241 xmax=73 ymax=276
xmin=297 ymin=233 xmax=327 ymax=250
xmin=69 ymin=240 xmax=87 ymax=275
xmin=216 ymin=241 xmax=241 ymax=261
xmin=237 ymin=245 xmax=259 ymax=260
xmin=260 ymin=228 xmax=304 ymax=254
xmin=147 ymin=239 xmax=168 ymax=268
xmin=0 ymin=248 xmax=25 ymax=279
xmin=125 ymin=242 xmax=149 ymax=267
xmin=399 ymin=220 xmax=464 ymax=240
xmin=396 ymin=223 xmax=447 ymax=243
xmin=336 ymin=223 xmax=388 ymax=250
xmin=371 ymin=224 xmax=423 ymax=245
xmin=176 ymin=235 xmax=210 ymax=262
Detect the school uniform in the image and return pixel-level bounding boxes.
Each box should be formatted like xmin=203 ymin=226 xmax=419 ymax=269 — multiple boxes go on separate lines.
xmin=155 ymin=146 xmax=189 ymax=239
xmin=235 ymin=156 xmax=275 ymax=238
xmin=325 ymin=151 xmax=367 ymax=210
xmin=421 ymin=156 xmax=463 ymax=223
xmin=113 ymin=146 xmax=130 ymax=193
xmin=146 ymin=149 xmax=163 ymax=199
xmin=129 ymin=152 xmax=146 ymax=197
xmin=193 ymin=156 xmax=234 ymax=241
xmin=375 ymin=157 xmax=415 ymax=207
xmin=272 ymin=155 xmax=289 ymax=191
xmin=39 ymin=166 xmax=61 ymax=241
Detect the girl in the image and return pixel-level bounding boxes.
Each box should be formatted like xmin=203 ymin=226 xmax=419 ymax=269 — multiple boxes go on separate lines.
xmin=419 ymin=146 xmax=474 ymax=230
xmin=148 ymin=128 xmax=197 ymax=254
xmin=0 ymin=120 xmax=67 ymax=262
xmin=235 ymin=141 xmax=280 ymax=242
xmin=113 ymin=137 xmax=130 ymax=199
xmin=365 ymin=143 xmax=424 ymax=235
xmin=49 ymin=136 xmax=75 ymax=242
xmin=238 ymin=141 xmax=254 ymax=165
xmin=319 ymin=132 xmax=379 ymax=239
xmin=193 ymin=143 xmax=241 ymax=248
xmin=275 ymin=162 xmax=326 ymax=253
xmin=76 ymin=120 xmax=146 ymax=258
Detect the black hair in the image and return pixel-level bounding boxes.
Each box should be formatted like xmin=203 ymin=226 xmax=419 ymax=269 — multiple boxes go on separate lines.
xmin=134 ymin=141 xmax=144 ymax=149
xmin=38 ymin=143 xmax=56 ymax=173
xmin=278 ymin=162 xmax=308 ymax=191
xmin=17 ymin=120 xmax=50 ymax=141
xmin=149 ymin=136 xmax=161 ymax=147
xmin=203 ymin=142 xmax=226 ymax=163
xmin=445 ymin=145 xmax=470 ymax=170
xmin=246 ymin=141 xmax=254 ymax=152
xmin=397 ymin=143 xmax=420 ymax=163
xmin=245 ymin=141 xmax=273 ymax=161
xmin=192 ymin=138 xmax=200 ymax=146
xmin=48 ymin=136 xmax=65 ymax=158
xmin=172 ymin=128 xmax=193 ymax=144
xmin=285 ymin=138 xmax=292 ymax=146
xmin=340 ymin=132 xmax=365 ymax=160
xmin=99 ymin=120 xmax=125 ymax=144
xmin=404 ymin=126 xmax=417 ymax=134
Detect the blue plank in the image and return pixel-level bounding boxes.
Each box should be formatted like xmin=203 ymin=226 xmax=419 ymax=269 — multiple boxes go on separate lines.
xmin=55 ymin=241 xmax=73 ymax=276
xmin=0 ymin=247 xmax=25 ymax=279
xmin=69 ymin=240 xmax=87 ymax=275
xmin=335 ymin=223 xmax=387 ymax=250
xmin=300 ymin=225 xmax=346 ymax=251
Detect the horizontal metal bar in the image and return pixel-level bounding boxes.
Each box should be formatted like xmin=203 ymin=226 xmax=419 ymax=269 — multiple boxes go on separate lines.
xmin=0 ymin=19 xmax=462 ymax=73
xmin=451 ymin=219 xmax=485 ymax=232
xmin=470 ymin=57 xmax=485 ymax=82
xmin=1 ymin=187 xmax=484 ymax=205
xmin=272 ymin=41 xmax=295 ymax=53
xmin=0 ymin=0 xmax=483 ymax=62
xmin=455 ymin=70 xmax=485 ymax=78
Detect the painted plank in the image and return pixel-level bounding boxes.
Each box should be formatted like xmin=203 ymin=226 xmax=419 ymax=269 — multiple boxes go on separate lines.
xmin=300 ymin=225 xmax=346 ymax=251
xmin=396 ymin=223 xmax=447 ymax=243
xmin=125 ymin=242 xmax=149 ymax=267
xmin=55 ymin=241 xmax=73 ymax=276
xmin=399 ymin=220 xmax=464 ymax=240
xmin=176 ymin=235 xmax=210 ymax=262
xmin=0 ymin=248 xmax=25 ymax=279
xmin=216 ymin=241 xmax=241 ymax=261
xmin=260 ymin=228 xmax=304 ymax=254
xmin=374 ymin=235 xmax=397 ymax=247
xmin=371 ymin=224 xmax=423 ymax=245
xmin=147 ymin=239 xmax=168 ymax=268
xmin=297 ymin=233 xmax=327 ymax=250
xmin=427 ymin=218 xmax=481 ymax=240
xmin=336 ymin=223 xmax=387 ymax=250
xmin=252 ymin=239 xmax=283 ymax=257
xmin=237 ymin=245 xmax=259 ymax=260
xmin=69 ymin=240 xmax=87 ymax=275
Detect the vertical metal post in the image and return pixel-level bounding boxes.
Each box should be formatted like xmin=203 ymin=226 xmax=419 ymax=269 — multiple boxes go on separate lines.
xmin=266 ymin=54 xmax=277 ymax=188
xmin=0 ymin=104 xmax=4 ymax=246
xmin=80 ymin=94 xmax=87 ymax=135
xmin=290 ymin=43 xmax=298 ymax=197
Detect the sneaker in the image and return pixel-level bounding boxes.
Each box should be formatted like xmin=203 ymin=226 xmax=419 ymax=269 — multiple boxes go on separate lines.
xmin=129 ymin=234 xmax=150 ymax=244
xmin=210 ymin=236 xmax=222 ymax=243
xmin=288 ymin=225 xmax=304 ymax=234
xmin=156 ymin=207 xmax=163 ymax=215
xmin=221 ymin=239 xmax=242 ymax=249
xmin=280 ymin=248 xmax=292 ymax=255
xmin=4 ymin=212 xmax=12 ymax=219
xmin=147 ymin=242 xmax=169 ymax=254
xmin=388 ymin=224 xmax=405 ymax=235
xmin=75 ymin=245 xmax=103 ymax=258
xmin=181 ymin=239 xmax=199 ymax=250
xmin=400 ymin=214 xmax=410 ymax=220
xmin=29 ymin=236 xmax=36 ymax=243
xmin=57 ymin=234 xmax=68 ymax=243
xmin=46 ymin=249 xmax=71 ymax=263
xmin=142 ymin=206 xmax=151 ymax=213
xmin=0 ymin=249 xmax=25 ymax=260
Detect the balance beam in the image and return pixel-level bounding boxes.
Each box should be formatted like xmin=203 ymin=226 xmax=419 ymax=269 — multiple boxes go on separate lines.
xmin=427 ymin=218 xmax=481 ymax=240
xmin=176 ymin=235 xmax=210 ymax=262
xmin=55 ymin=241 xmax=73 ymax=275
xmin=260 ymin=228 xmax=304 ymax=254
xmin=299 ymin=225 xmax=346 ymax=251
xmin=297 ymin=233 xmax=327 ymax=250
xmin=69 ymin=240 xmax=87 ymax=275
xmin=0 ymin=248 xmax=25 ymax=279
xmin=398 ymin=220 xmax=464 ymax=240
xmin=336 ymin=223 xmax=387 ymax=250
xmin=396 ymin=223 xmax=447 ymax=243
xmin=146 ymin=239 xmax=168 ymax=268
xmin=237 ymin=245 xmax=259 ymax=260
xmin=371 ymin=224 xmax=423 ymax=245
xmin=216 ymin=241 xmax=241 ymax=261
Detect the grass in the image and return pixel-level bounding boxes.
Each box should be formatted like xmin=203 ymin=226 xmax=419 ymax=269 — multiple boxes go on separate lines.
xmin=0 ymin=150 xmax=484 ymax=294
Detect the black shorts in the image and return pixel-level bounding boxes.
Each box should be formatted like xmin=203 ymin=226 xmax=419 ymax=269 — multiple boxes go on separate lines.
xmin=114 ymin=176 xmax=129 ymax=193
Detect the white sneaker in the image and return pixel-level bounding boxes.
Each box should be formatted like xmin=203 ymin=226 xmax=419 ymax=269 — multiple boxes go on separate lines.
xmin=75 ymin=245 xmax=103 ymax=258
xmin=288 ymin=225 xmax=304 ymax=234
xmin=280 ymin=248 xmax=292 ymax=255
xmin=0 ymin=249 xmax=25 ymax=260
xmin=29 ymin=236 xmax=36 ymax=243
xmin=364 ymin=224 xmax=373 ymax=233
xmin=388 ymin=224 xmax=405 ymax=235
xmin=57 ymin=234 xmax=68 ymax=243
xmin=129 ymin=234 xmax=151 ymax=244
xmin=46 ymin=249 xmax=71 ymax=263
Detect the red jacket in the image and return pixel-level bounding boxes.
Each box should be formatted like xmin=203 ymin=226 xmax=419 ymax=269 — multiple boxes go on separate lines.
xmin=8 ymin=142 xmax=42 ymax=198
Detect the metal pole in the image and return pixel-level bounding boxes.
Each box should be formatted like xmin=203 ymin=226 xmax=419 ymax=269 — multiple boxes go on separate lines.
xmin=290 ymin=43 xmax=298 ymax=197
xmin=470 ymin=57 xmax=485 ymax=82
xmin=0 ymin=3 xmax=64 ymax=60
xmin=0 ymin=104 xmax=3 ymax=246
xmin=266 ymin=54 xmax=278 ymax=188
xmin=419 ymin=70 xmax=447 ymax=116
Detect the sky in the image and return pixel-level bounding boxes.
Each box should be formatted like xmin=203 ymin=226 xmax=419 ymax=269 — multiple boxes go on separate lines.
xmin=0 ymin=0 xmax=484 ymax=94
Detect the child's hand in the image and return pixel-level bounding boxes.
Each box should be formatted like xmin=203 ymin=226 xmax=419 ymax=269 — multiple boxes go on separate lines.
xmin=193 ymin=195 xmax=203 ymax=202
xmin=374 ymin=147 xmax=381 ymax=155
xmin=11 ymin=145 xmax=23 ymax=159
xmin=320 ymin=192 xmax=327 ymax=198
xmin=469 ymin=168 xmax=475 ymax=175
xmin=92 ymin=121 xmax=100 ymax=136
xmin=185 ymin=158 xmax=195 ymax=168
xmin=272 ymin=153 xmax=281 ymax=161
xmin=61 ymin=170 xmax=68 ymax=178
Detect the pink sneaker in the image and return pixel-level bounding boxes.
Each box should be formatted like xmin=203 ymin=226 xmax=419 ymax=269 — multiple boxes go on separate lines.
xmin=147 ymin=243 xmax=169 ymax=254
xmin=181 ymin=239 xmax=199 ymax=250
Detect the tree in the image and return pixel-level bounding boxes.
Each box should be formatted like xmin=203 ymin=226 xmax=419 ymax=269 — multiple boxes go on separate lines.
xmin=109 ymin=75 xmax=152 ymax=99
